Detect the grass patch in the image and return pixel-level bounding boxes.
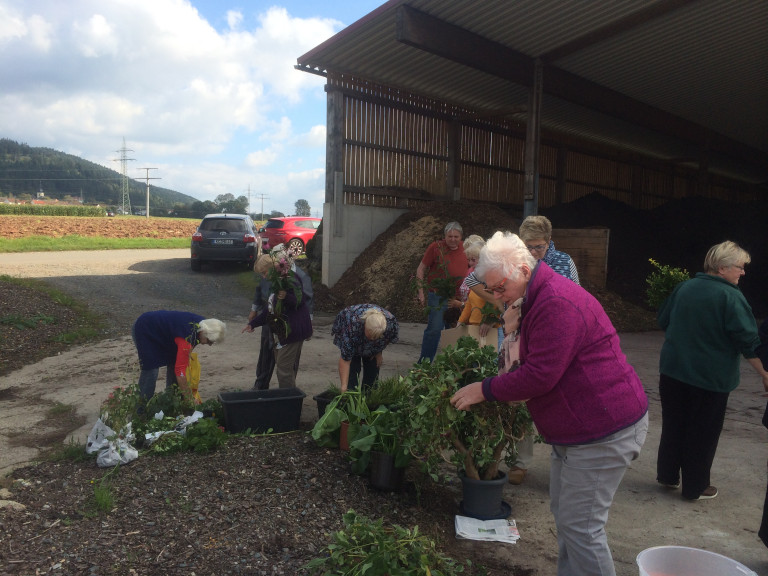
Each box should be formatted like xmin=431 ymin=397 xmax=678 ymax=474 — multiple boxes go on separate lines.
xmin=0 ymin=313 xmax=55 ymax=329
xmin=46 ymin=438 xmax=93 ymax=463
xmin=0 ymin=275 xmax=104 ymax=347
xmin=0 ymin=235 xmax=189 ymax=253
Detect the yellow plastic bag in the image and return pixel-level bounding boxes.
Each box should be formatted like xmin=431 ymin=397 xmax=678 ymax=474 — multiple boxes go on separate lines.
xmin=186 ymin=352 xmax=202 ymax=404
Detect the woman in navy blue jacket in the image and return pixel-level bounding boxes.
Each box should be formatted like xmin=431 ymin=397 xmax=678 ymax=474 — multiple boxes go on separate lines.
xmin=132 ymin=311 xmax=226 ymax=402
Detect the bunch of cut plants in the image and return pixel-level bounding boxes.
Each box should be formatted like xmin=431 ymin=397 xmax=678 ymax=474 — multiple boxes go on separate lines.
xmin=98 ymin=382 xmax=228 ymax=457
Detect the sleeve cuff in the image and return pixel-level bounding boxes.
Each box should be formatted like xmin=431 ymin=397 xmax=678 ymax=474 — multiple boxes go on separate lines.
xmin=481 ymin=377 xmax=497 ymax=401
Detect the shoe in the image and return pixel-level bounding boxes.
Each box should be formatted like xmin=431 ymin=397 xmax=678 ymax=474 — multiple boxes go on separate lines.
xmin=685 ymin=486 xmax=718 ymax=501
xmin=507 ymin=466 xmax=527 ymax=485
xmin=658 ymin=480 xmax=680 ymax=489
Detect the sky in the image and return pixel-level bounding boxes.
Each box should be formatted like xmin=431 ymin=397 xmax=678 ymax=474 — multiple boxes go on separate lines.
xmin=0 ymin=0 xmax=385 ymax=217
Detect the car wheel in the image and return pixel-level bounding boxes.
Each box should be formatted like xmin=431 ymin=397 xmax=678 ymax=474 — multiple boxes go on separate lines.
xmin=191 ymin=259 xmax=202 ymax=272
xmin=288 ymin=238 xmax=305 ymax=255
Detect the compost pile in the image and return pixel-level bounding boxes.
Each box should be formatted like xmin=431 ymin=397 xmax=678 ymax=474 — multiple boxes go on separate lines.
xmin=0 ymin=430 xmax=525 ymax=575
xmin=317 ymin=193 xmax=768 ymax=327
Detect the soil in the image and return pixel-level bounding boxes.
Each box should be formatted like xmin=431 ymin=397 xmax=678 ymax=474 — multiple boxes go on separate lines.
xmin=1 ymin=196 xmax=767 ymax=576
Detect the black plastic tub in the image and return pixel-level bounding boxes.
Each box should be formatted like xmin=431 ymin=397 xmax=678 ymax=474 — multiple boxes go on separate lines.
xmin=218 ymin=388 xmax=306 ymax=433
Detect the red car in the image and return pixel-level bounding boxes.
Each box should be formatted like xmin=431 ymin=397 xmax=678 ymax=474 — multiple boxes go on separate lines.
xmin=259 ymin=216 xmax=321 ymax=255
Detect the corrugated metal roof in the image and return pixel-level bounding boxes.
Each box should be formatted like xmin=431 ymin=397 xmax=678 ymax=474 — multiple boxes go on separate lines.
xmin=297 ymin=0 xmax=768 ymax=184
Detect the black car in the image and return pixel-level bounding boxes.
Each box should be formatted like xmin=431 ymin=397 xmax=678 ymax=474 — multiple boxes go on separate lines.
xmin=190 ymin=213 xmax=258 ymax=271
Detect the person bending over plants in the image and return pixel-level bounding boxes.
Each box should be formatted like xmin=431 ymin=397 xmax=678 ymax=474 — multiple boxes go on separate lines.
xmin=331 ymin=304 xmax=399 ymax=392
xmin=132 ymin=311 xmax=226 ymax=404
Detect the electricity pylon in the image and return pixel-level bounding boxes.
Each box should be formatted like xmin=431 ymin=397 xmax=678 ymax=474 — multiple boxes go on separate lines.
xmin=114 ymin=138 xmax=135 ymax=215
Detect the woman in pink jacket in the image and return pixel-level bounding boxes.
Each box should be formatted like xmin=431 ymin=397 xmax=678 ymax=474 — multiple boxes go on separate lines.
xmin=451 ymin=231 xmax=648 ymax=576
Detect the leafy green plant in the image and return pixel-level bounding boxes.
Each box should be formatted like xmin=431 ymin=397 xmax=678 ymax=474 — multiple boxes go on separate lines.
xmin=144 ymin=386 xmax=196 ymax=420
xmin=646 ymin=258 xmax=690 ymax=309
xmin=311 ymin=389 xmax=370 ymax=449
xmin=348 ymin=404 xmax=411 ymax=475
xmin=406 ymin=336 xmax=532 ymax=481
xmin=183 ymin=418 xmax=228 ymax=453
xmin=478 ymin=302 xmax=502 ymax=326
xmin=305 ymin=510 xmax=482 ymax=576
xmin=100 ymin=383 xmax=141 ymax=433
xmin=365 ymin=375 xmax=409 ymax=411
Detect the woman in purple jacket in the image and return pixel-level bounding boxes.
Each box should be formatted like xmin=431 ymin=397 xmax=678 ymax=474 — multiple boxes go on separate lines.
xmin=243 ymin=254 xmax=312 ymax=388
xmin=451 ymin=231 xmax=648 ymax=576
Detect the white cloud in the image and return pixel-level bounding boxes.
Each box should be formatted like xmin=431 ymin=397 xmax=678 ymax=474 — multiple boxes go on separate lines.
xmin=294 ymin=125 xmax=326 ymax=148
xmin=246 ymin=148 xmax=279 ymax=167
xmin=73 ymin=14 xmax=117 ymax=58
xmin=226 ymin=9 xmax=243 ymax=29
xmin=0 ymin=0 xmax=343 ymax=215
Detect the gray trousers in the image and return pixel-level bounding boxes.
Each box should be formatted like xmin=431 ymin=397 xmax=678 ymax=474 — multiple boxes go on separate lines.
xmin=549 ymin=412 xmax=648 ymax=576
xmin=274 ymin=341 xmax=303 ymax=388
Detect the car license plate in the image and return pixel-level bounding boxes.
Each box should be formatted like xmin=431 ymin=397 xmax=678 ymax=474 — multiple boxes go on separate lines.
xmin=212 ymin=239 xmax=234 ymax=245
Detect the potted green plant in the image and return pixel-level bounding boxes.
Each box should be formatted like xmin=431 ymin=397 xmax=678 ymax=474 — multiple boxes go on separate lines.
xmin=310 ymin=389 xmax=370 ymax=451
xmin=304 ymin=510 xmax=480 ymax=575
xmin=346 ymin=404 xmax=412 ymax=487
xmin=405 ymin=336 xmax=532 ymax=518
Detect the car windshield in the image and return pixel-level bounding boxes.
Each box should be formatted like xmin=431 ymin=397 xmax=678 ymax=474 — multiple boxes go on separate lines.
xmin=200 ymin=218 xmax=248 ymax=233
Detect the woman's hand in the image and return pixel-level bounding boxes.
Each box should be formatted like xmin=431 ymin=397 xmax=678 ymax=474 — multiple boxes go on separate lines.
xmin=502 ymin=306 xmax=521 ymax=335
xmin=479 ymin=323 xmax=493 ymax=337
xmin=450 ymin=381 xmax=485 ymax=411
xmin=242 ymin=324 xmax=254 ymax=333
xmin=448 ymin=298 xmax=463 ymax=309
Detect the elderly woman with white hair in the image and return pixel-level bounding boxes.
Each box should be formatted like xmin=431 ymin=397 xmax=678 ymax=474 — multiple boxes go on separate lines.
xmin=132 ymin=311 xmax=226 ymax=403
xmin=331 ymin=304 xmax=399 ymax=392
xmin=450 ymin=231 xmax=648 ymax=576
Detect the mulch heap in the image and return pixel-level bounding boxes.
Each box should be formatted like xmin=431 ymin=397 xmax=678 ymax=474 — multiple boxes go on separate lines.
xmin=314 ymin=194 xmax=767 ymax=330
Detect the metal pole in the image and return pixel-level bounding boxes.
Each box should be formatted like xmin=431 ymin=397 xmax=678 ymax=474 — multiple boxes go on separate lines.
xmin=138 ymin=168 xmax=159 ymax=219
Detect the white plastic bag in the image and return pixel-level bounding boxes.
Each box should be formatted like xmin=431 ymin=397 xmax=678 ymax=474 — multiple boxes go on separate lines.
xmin=96 ymin=438 xmax=139 ymax=467
xmin=85 ymin=418 xmax=114 ymax=454
xmin=143 ymin=411 xmax=204 ymax=447
xmin=86 ymin=418 xmax=139 ymax=467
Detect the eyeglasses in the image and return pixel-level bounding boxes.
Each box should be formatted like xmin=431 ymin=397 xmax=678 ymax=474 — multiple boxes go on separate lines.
xmin=486 ymin=277 xmax=509 ymax=294
xmin=732 ymin=265 xmax=745 ymax=271
xmin=527 ymin=244 xmax=547 ymax=253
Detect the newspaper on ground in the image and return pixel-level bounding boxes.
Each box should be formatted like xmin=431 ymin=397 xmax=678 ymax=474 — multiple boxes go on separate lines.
xmin=455 ymin=515 xmax=520 ymax=543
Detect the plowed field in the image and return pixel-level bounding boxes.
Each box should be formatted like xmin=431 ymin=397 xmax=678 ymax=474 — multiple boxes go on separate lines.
xmin=0 ymin=215 xmax=198 ymax=239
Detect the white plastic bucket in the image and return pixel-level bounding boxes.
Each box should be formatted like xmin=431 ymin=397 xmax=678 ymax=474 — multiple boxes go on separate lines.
xmin=637 ymin=546 xmax=757 ymax=576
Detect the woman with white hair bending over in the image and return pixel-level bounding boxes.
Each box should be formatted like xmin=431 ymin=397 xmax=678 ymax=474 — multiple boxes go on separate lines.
xmin=450 ymin=231 xmax=648 ymax=576
xmin=331 ymin=304 xmax=399 ymax=392
xmin=132 ymin=311 xmax=226 ymax=403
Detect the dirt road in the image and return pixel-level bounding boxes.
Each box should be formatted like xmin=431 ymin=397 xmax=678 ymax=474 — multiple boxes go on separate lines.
xmin=1 ymin=249 xmax=767 ymax=575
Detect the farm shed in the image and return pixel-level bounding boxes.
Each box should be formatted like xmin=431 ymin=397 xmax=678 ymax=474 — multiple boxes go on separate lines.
xmin=296 ymin=0 xmax=768 ymax=287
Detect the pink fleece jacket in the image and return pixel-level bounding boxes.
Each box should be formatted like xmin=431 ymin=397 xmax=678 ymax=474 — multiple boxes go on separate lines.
xmin=481 ymin=263 xmax=648 ymax=445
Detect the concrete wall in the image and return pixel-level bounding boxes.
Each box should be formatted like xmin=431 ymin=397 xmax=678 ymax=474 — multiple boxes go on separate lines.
xmin=322 ymin=203 xmax=408 ymax=287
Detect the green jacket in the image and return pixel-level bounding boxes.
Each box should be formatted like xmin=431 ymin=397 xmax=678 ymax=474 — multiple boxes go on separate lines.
xmin=658 ymin=273 xmax=760 ymax=393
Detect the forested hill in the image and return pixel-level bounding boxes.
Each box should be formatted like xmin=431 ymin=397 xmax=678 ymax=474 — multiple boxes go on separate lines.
xmin=0 ymin=139 xmax=197 ymax=210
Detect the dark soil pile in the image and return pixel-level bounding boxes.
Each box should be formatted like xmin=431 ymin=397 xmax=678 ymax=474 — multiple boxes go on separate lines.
xmin=1 ymin=431 xmax=526 ymax=576
xmin=317 ymin=194 xmax=767 ymax=328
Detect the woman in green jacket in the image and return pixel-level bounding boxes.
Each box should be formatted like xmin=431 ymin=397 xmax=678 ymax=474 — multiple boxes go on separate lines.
xmin=656 ymin=240 xmax=768 ymax=500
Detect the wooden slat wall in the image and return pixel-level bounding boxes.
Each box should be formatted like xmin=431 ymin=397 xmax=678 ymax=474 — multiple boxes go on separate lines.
xmin=552 ymin=228 xmax=610 ymax=289
xmin=328 ymin=74 xmax=761 ymax=211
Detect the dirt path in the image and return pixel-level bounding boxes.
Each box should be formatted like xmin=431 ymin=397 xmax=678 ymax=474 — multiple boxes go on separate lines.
xmin=1 ymin=249 xmax=767 ymax=575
